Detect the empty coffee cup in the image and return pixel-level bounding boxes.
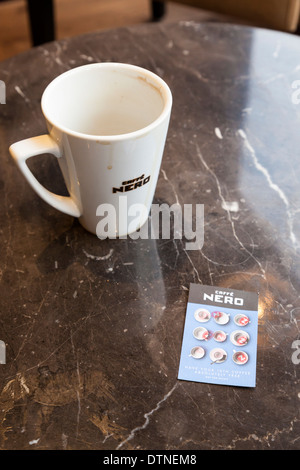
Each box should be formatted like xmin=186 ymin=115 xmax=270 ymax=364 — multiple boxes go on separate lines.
xmin=193 ymin=326 xmax=210 ymax=341
xmin=212 ymin=311 xmax=230 ymax=325
xmin=190 ymin=346 xmax=205 ymax=359
xmin=9 ymin=63 xmax=172 ymax=238
xmin=194 ymin=308 xmax=211 ymax=323
xmin=209 ymin=348 xmax=227 ymax=364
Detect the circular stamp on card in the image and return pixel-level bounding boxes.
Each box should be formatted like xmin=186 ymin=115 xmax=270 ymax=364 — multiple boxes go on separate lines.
xmin=230 ymin=330 xmax=250 ymax=347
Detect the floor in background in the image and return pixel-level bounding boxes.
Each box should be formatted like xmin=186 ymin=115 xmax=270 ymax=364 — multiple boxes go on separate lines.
xmin=0 ymin=0 xmax=241 ymax=61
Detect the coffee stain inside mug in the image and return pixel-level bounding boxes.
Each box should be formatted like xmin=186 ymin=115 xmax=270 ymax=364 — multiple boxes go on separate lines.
xmin=137 ymin=75 xmax=162 ymax=96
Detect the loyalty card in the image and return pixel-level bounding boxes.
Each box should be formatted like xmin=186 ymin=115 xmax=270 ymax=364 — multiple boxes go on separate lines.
xmin=178 ymin=284 xmax=259 ymax=387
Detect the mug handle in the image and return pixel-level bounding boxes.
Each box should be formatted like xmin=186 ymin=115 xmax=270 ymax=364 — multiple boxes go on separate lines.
xmin=9 ymin=135 xmax=81 ymax=217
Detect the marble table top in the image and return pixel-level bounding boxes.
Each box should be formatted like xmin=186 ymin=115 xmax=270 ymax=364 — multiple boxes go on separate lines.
xmin=0 ymin=20 xmax=299 ymax=450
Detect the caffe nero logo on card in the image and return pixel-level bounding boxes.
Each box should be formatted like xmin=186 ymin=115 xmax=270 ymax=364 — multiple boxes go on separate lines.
xmin=112 ymin=173 xmax=150 ymax=193
xmin=203 ymin=290 xmax=244 ymax=306
xmin=188 ymin=284 xmax=258 ymax=311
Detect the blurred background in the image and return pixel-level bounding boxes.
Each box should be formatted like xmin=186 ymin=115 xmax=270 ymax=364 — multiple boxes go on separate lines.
xmin=1 ymin=0 xmax=300 ymax=61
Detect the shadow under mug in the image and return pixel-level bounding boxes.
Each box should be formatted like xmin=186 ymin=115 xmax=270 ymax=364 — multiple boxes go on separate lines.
xmin=9 ymin=62 xmax=172 ymax=238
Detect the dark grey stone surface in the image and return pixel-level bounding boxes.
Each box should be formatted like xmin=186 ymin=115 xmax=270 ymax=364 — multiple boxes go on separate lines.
xmin=0 ymin=21 xmax=299 ymax=450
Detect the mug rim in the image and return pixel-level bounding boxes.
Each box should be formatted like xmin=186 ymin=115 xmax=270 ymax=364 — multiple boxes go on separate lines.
xmin=41 ymin=62 xmax=172 ymax=141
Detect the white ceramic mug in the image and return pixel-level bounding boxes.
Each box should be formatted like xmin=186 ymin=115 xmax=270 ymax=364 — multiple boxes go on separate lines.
xmin=9 ymin=63 xmax=172 ymax=237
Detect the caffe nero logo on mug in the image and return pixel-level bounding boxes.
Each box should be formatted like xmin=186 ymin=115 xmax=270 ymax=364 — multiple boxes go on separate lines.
xmin=113 ymin=174 xmax=151 ymax=193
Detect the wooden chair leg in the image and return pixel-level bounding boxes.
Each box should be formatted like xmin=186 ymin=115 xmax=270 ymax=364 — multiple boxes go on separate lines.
xmin=151 ymin=1 xmax=166 ymax=21
xmin=27 ymin=0 xmax=55 ymax=46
